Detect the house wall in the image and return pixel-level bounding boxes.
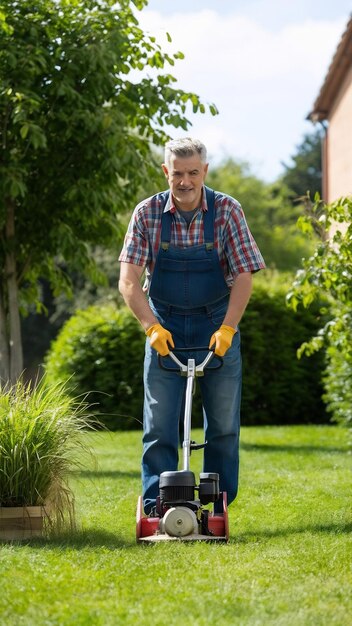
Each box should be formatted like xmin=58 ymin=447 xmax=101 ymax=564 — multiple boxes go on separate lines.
xmin=327 ymin=64 xmax=352 ymax=203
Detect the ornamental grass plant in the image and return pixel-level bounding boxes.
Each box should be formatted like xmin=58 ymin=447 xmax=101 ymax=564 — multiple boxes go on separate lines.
xmin=0 ymin=377 xmax=95 ymax=532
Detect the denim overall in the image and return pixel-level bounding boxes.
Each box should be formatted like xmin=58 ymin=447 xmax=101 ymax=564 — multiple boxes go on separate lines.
xmin=142 ymin=187 xmax=242 ymax=514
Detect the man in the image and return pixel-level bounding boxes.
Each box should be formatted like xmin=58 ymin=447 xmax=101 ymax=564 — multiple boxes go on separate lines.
xmin=118 ymin=137 xmax=265 ymax=515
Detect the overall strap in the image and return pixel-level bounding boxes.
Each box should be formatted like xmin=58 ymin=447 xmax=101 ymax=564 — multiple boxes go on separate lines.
xmin=160 ymin=187 xmax=215 ymax=248
xmin=160 ymin=191 xmax=172 ymax=244
xmin=203 ymin=186 xmax=215 ymax=246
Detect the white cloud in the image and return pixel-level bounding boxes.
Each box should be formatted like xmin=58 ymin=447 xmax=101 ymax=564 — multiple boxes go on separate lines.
xmin=137 ymin=9 xmax=347 ymax=180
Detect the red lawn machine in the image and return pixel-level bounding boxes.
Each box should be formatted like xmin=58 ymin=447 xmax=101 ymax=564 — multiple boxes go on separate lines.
xmin=136 ymin=349 xmax=229 ymax=543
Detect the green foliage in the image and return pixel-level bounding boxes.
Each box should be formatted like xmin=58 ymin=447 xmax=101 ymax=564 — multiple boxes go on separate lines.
xmin=206 ymin=159 xmax=314 ymax=271
xmin=44 ymin=304 xmax=145 ymax=430
xmin=0 ymin=377 xmax=94 ymax=529
xmin=238 ymin=281 xmax=327 ymax=425
xmin=323 ymin=341 xmax=352 ymax=429
xmin=52 ymin=246 xmax=122 ymax=318
xmin=287 ymin=196 xmax=352 ymax=428
xmin=0 ymin=0 xmax=216 ymax=377
xmin=22 ymin=246 xmax=124 ymax=375
xmin=281 ymin=130 xmax=323 ymax=202
xmin=45 ymin=282 xmax=327 ymax=429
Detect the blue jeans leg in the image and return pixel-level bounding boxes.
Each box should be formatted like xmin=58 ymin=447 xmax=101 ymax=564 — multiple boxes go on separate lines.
xmin=142 ymin=341 xmax=186 ymax=514
xmin=198 ymin=332 xmax=242 ymax=509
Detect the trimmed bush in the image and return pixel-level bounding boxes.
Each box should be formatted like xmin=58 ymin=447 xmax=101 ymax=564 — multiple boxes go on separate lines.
xmin=45 ymin=286 xmax=328 ymax=430
xmin=45 ymin=305 xmax=145 ymax=430
xmin=239 ymin=285 xmax=328 ymax=425
xmin=190 ymin=284 xmax=327 ymax=427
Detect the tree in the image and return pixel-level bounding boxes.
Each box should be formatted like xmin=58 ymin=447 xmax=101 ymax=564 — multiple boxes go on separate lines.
xmin=287 ymin=196 xmax=352 ymax=430
xmin=0 ymin=0 xmax=217 ymax=381
xmin=206 ymin=159 xmax=313 ymax=270
xmin=281 ymin=130 xmax=323 ymax=202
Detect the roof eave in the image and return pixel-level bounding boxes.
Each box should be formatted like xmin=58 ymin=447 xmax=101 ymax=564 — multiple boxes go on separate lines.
xmin=308 ymin=16 xmax=352 ymax=123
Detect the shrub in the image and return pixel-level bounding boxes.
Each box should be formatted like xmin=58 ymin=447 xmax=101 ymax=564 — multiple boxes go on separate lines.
xmin=238 ymin=284 xmax=328 ymax=425
xmin=287 ymin=196 xmax=352 ymax=431
xmin=189 ymin=281 xmax=327 ymax=427
xmin=45 ymin=305 xmax=145 ymax=430
xmin=323 ymin=338 xmax=352 ymax=429
xmin=45 ymin=285 xmax=328 ymax=429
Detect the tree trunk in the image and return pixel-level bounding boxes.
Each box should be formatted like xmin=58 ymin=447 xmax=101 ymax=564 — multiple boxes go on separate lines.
xmin=0 ymin=284 xmax=10 ymax=381
xmin=5 ymin=200 xmax=23 ymax=382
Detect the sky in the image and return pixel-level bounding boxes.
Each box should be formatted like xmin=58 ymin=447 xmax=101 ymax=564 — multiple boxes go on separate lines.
xmin=135 ymin=0 xmax=351 ymax=182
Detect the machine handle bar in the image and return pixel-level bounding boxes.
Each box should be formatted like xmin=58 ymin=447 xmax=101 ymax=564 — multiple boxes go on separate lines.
xmin=158 ymin=348 xmax=223 ymax=375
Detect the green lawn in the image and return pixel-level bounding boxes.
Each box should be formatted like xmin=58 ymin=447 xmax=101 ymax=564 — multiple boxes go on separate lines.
xmin=0 ymin=425 xmax=351 ymax=625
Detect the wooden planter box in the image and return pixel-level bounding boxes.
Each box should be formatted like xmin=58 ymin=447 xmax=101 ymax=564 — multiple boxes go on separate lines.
xmin=0 ymin=506 xmax=47 ymax=541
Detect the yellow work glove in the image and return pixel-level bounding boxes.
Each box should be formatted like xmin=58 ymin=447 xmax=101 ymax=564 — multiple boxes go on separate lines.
xmin=209 ymin=324 xmax=237 ymax=357
xmin=145 ymin=323 xmax=174 ymax=356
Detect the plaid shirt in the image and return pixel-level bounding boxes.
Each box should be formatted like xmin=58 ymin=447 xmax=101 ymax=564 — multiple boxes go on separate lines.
xmin=119 ymin=187 xmax=266 ymax=288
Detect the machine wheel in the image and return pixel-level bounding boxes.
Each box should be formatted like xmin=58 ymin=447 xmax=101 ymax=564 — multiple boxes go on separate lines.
xmin=136 ymin=495 xmax=144 ymax=541
xmin=160 ymin=507 xmax=198 ymax=537
xmin=222 ymin=491 xmax=229 ymax=541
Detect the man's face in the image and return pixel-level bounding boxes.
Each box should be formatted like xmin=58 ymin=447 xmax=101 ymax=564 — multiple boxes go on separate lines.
xmin=162 ymin=154 xmax=208 ymax=211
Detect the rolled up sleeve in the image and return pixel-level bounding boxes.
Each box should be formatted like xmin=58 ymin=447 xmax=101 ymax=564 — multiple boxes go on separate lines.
xmin=224 ymin=202 xmax=266 ymax=277
xmin=118 ymin=207 xmax=151 ymax=268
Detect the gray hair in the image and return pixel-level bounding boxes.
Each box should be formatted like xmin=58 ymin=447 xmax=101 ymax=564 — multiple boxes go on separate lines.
xmin=164 ymin=137 xmax=207 ymax=166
